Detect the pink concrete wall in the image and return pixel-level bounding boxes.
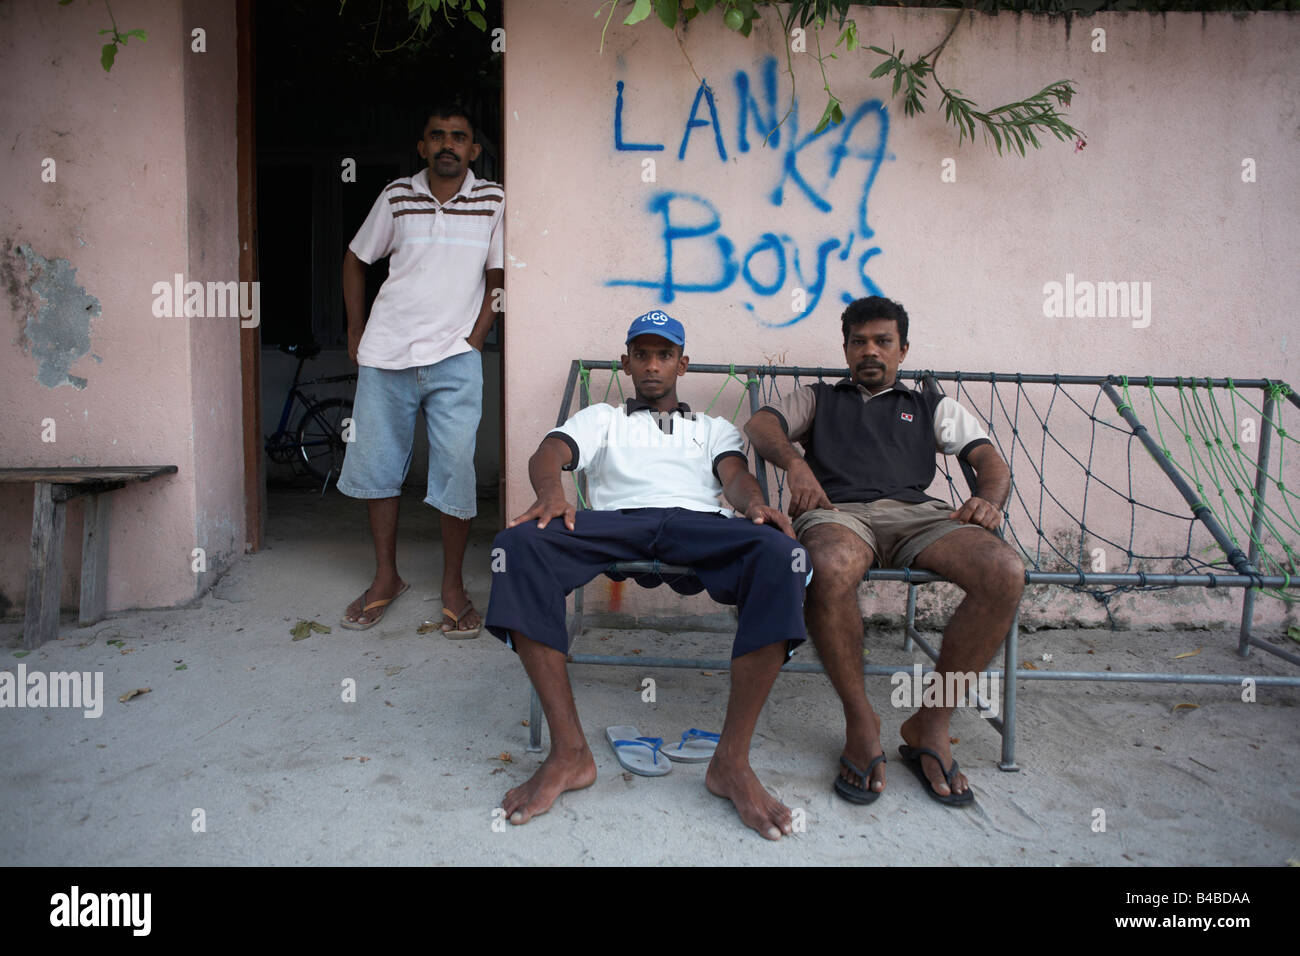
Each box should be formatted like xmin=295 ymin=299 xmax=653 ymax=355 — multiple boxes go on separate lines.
xmin=0 ymin=0 xmax=244 ymax=615
xmin=502 ymin=3 xmax=1299 ymax=628
xmin=182 ymin=0 xmax=244 ymax=590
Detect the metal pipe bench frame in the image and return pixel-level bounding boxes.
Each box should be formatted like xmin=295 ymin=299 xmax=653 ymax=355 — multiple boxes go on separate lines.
xmin=525 ymin=364 xmax=1300 ymax=766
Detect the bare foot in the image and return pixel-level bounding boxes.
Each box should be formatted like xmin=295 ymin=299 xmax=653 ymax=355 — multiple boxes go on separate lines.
xmin=705 ymin=757 xmax=792 ymax=841
xmin=899 ymin=712 xmax=968 ymax=797
xmin=342 ymin=576 xmax=407 ymax=626
xmin=839 ymin=707 xmax=886 ymax=795
xmin=502 ymin=746 xmax=597 ymax=825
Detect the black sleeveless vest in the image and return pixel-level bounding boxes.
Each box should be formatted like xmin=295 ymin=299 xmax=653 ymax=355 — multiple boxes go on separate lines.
xmin=803 ymin=379 xmax=945 ymax=504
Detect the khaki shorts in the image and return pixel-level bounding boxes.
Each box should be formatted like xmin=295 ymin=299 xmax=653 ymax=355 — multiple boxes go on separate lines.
xmin=792 ymin=498 xmax=965 ymax=569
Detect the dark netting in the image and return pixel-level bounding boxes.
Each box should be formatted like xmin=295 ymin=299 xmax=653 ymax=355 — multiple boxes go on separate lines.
xmin=756 ymin=369 xmax=1299 ymax=625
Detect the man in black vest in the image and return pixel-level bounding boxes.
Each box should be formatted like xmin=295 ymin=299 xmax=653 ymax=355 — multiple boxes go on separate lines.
xmin=745 ymin=296 xmax=1023 ymax=807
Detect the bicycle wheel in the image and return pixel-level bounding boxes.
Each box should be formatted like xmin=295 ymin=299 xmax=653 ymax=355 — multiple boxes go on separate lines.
xmin=295 ymin=398 xmax=353 ymax=484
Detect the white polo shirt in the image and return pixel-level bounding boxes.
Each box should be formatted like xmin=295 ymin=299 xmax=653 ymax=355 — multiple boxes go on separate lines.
xmin=349 ymin=168 xmax=504 ymax=370
xmin=548 ymin=401 xmax=748 ymax=516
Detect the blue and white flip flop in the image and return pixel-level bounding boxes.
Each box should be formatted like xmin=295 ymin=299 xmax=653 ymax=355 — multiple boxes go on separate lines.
xmin=606 ymin=725 xmax=672 ymax=776
xmin=662 ymin=728 xmax=720 ymax=763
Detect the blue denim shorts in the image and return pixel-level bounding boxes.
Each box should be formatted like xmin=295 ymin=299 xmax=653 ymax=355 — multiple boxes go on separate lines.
xmin=337 ymin=350 xmax=482 ymax=518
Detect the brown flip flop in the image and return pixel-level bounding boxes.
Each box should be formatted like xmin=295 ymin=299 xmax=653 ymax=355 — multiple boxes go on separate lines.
xmin=437 ymin=600 xmax=482 ymax=640
xmin=339 ymin=582 xmax=409 ymax=631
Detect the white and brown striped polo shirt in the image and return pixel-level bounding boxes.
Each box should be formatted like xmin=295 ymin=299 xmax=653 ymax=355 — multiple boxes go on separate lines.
xmin=349 ymin=167 xmax=504 ymax=369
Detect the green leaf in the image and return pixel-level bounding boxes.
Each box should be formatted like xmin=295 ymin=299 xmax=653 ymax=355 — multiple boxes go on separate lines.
xmin=175 ymin=663 xmax=188 ymax=670
xmin=107 ymin=639 xmax=124 ymax=647
xmin=124 ymin=29 xmax=147 ymax=41
xmin=14 ymin=650 xmax=30 ymax=658
xmin=654 ymin=0 xmax=678 ymax=29
xmin=869 ymin=60 xmax=893 ymax=80
xmin=695 ymin=0 xmax=717 ymax=12
xmin=1288 ymin=625 xmax=1300 ymax=643
xmin=812 ymin=96 xmax=842 ymax=135
xmin=624 ymin=0 xmax=653 ymax=25
xmin=466 ymin=10 xmax=486 ymax=29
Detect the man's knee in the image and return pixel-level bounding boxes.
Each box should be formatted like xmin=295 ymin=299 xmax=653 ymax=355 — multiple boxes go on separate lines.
xmin=803 ymin=529 xmax=871 ymax=593
xmin=974 ymin=542 xmax=1024 ymax=607
xmin=744 ymin=530 xmax=808 ymax=593
xmin=491 ymin=523 xmax=547 ymax=571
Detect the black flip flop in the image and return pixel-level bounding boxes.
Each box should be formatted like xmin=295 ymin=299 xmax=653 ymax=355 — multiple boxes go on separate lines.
xmin=832 ymin=753 xmax=886 ymax=805
xmin=898 ymin=745 xmax=976 ymax=807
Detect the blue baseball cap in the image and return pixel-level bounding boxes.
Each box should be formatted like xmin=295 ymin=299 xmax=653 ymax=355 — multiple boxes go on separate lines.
xmin=625 ymin=310 xmax=685 ymax=348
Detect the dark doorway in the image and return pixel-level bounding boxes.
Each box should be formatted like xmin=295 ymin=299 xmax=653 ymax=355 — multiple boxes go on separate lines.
xmin=249 ymin=0 xmax=504 ymax=514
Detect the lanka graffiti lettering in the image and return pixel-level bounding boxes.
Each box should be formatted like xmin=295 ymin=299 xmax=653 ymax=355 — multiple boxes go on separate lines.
xmin=609 ymin=57 xmax=891 ymax=326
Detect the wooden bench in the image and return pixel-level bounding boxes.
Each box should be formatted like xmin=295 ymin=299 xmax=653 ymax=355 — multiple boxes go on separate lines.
xmin=0 ymin=467 xmax=178 ymax=649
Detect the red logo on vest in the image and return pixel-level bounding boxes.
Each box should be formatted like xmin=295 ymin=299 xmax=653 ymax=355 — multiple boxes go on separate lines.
xmin=900 ymin=412 xmax=914 ymax=422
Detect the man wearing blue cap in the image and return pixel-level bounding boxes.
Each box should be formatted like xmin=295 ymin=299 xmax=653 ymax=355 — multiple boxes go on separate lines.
xmin=484 ymin=312 xmax=808 ymax=840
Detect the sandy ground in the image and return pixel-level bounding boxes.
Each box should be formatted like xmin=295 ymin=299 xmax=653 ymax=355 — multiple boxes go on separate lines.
xmin=2 ymin=488 xmax=1298 ymax=866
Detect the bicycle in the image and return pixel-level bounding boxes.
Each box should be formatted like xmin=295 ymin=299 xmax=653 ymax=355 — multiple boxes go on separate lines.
xmin=264 ymin=343 xmax=356 ymax=489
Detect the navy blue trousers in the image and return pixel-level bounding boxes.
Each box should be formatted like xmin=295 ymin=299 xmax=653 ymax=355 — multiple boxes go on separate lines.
xmin=485 ymin=508 xmax=807 ymax=659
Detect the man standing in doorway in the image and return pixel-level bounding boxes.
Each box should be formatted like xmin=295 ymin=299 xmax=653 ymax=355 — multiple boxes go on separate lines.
xmin=337 ymin=104 xmax=504 ymax=636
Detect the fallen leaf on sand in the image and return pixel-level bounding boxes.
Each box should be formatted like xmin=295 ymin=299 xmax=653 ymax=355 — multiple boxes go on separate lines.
xmin=1173 ymin=647 xmax=1202 ymax=660
xmin=106 ymin=640 xmax=124 ymax=648
xmin=291 ymin=619 xmax=330 ymax=640
xmin=1020 ymin=661 xmax=1038 ymax=670
xmin=358 ymin=756 xmax=370 ymax=763
xmin=521 ymin=719 xmax=530 ymax=727
xmin=498 ymin=752 xmax=513 ymax=763
xmin=631 ymin=649 xmax=642 ymax=655
xmin=174 ymin=664 xmax=187 ymax=671
xmin=14 ymin=650 xmax=30 ymax=658
xmin=1288 ymin=626 xmax=1300 ymax=644
xmin=416 ymin=620 xmax=439 ymax=635
xmin=118 ymin=688 xmax=151 ymax=703
xmin=1171 ymin=702 xmax=1199 ymax=713
xmin=384 ymin=665 xmax=404 ymax=676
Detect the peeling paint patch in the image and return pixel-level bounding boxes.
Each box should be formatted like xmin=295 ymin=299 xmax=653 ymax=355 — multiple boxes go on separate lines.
xmin=5 ymin=241 xmax=99 ymax=389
